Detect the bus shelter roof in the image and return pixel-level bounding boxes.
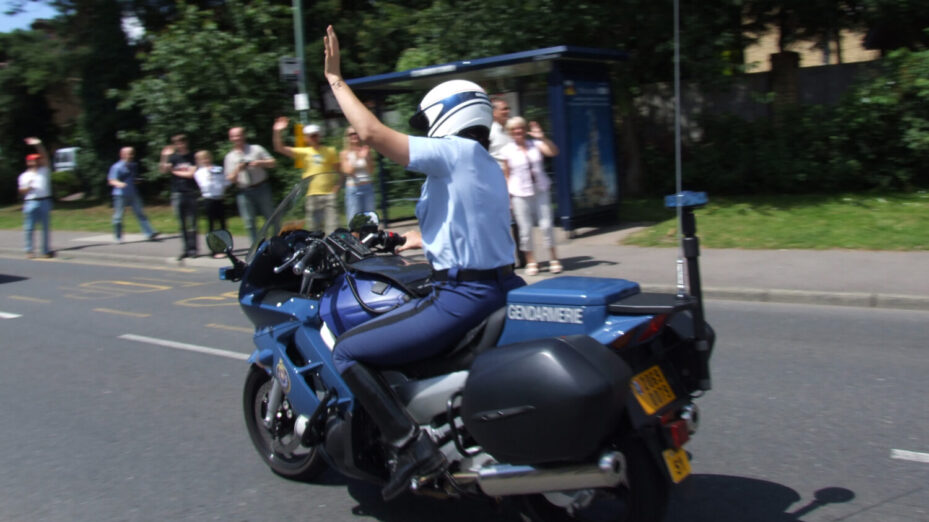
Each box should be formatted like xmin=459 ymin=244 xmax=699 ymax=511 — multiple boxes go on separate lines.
xmin=345 ymin=45 xmax=626 ymax=94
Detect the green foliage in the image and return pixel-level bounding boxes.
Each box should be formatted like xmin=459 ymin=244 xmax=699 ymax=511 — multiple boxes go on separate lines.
xmin=0 ymin=29 xmax=70 ymax=202
xmin=665 ymin=49 xmax=929 ymax=195
xmin=115 ymin=0 xmax=293 ymax=196
xmin=51 ymin=169 xmax=81 ymax=198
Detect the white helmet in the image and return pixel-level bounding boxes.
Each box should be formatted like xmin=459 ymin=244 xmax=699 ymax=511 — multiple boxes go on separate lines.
xmin=409 ymin=79 xmax=493 ymax=139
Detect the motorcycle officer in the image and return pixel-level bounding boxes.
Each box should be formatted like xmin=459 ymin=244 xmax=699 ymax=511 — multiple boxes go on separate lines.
xmin=323 ymin=25 xmax=525 ymax=500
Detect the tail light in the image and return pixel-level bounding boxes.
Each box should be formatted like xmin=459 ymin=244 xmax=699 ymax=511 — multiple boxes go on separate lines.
xmin=608 ymin=314 xmax=668 ymax=351
xmin=663 ymin=419 xmax=690 ymax=448
xmin=637 ymin=314 xmax=668 ymax=343
xmin=661 ymin=404 xmax=699 ymax=449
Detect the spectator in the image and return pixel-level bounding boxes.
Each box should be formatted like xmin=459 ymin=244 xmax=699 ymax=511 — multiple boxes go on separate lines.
xmin=17 ymin=137 xmax=53 ymax=258
xmin=193 ymin=150 xmax=229 ymax=257
xmin=107 ymin=146 xmax=159 ymax=243
xmin=272 ymin=117 xmax=341 ymax=233
xmin=160 ymin=134 xmax=199 ymax=260
xmin=501 ymin=117 xmax=562 ymax=276
xmin=488 ymin=96 xmax=512 ymax=162
xmin=341 ymin=126 xmax=376 ymax=223
xmin=223 ymin=127 xmax=276 ymax=244
xmin=488 ymin=96 xmax=525 ymax=268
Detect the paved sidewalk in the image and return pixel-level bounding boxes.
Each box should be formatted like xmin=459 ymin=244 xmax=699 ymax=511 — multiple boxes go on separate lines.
xmin=2 ymin=226 xmax=928 ymax=311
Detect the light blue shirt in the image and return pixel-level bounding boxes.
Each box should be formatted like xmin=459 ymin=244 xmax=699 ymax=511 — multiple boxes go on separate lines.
xmin=408 ymin=135 xmax=516 ymax=271
xmin=107 ymin=160 xmax=137 ymax=196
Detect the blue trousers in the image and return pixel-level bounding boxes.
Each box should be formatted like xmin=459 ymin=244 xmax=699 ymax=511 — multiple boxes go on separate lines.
xmin=332 ymin=273 xmax=525 ymax=374
xmin=23 ymin=199 xmax=52 ymax=254
xmin=344 ymin=183 xmax=376 ymax=225
xmin=113 ymin=192 xmax=155 ymax=239
xmin=236 ymin=183 xmax=275 ymax=244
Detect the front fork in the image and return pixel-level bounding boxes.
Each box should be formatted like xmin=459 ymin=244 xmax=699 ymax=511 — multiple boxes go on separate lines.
xmin=264 ymin=378 xmax=283 ymax=428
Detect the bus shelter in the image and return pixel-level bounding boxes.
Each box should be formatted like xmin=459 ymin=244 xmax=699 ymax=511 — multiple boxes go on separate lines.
xmin=342 ymin=45 xmax=626 ymax=233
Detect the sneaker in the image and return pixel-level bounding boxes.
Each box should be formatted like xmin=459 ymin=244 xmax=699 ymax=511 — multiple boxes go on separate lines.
xmin=177 ymin=253 xmax=188 ymax=261
xmin=549 ymin=260 xmax=563 ymax=274
xmin=524 ymin=262 xmax=539 ymax=276
xmin=147 ymin=232 xmax=160 ymax=241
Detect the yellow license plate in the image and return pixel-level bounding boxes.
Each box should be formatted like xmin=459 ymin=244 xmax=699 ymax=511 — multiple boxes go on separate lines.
xmin=662 ymin=447 xmax=691 ymax=483
xmin=630 ymin=365 xmax=676 ymax=414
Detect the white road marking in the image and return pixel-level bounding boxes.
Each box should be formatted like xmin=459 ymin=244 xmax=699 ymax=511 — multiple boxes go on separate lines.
xmin=119 ymin=334 xmax=249 ymax=361
xmin=0 ymin=311 xmax=22 ymax=319
xmin=891 ymin=449 xmax=929 ymax=464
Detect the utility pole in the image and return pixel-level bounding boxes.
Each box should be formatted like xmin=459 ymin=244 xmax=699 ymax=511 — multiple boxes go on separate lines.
xmin=292 ymin=0 xmax=309 ymax=125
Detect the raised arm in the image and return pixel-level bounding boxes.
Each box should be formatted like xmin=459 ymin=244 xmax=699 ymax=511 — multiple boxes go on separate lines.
xmin=24 ymin=137 xmax=49 ymax=166
xmin=324 ymin=26 xmax=410 ymax=167
xmin=272 ymin=117 xmax=296 ymax=159
xmin=528 ymin=121 xmax=558 ymax=157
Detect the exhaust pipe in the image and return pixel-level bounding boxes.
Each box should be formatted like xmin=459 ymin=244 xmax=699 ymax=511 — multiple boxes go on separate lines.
xmin=462 ymin=451 xmax=626 ymax=497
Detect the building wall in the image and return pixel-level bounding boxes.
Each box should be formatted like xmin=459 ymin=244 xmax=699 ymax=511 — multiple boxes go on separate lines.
xmin=744 ymin=29 xmax=880 ymax=72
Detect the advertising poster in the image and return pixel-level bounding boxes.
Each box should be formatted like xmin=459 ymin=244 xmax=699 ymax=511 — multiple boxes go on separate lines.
xmin=564 ymin=79 xmax=619 ymax=213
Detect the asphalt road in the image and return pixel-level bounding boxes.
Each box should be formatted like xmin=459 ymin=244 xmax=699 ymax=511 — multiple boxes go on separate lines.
xmin=1 ymin=255 xmax=927 ymax=521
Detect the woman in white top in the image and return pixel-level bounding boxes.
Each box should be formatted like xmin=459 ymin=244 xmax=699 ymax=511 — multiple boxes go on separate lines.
xmin=193 ymin=150 xmax=230 ymax=257
xmin=500 ymin=117 xmax=561 ymax=276
xmin=340 ymin=126 xmax=376 ymax=223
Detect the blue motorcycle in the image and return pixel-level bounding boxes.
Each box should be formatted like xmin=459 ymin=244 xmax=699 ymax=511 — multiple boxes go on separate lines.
xmin=208 ymin=180 xmax=714 ymax=522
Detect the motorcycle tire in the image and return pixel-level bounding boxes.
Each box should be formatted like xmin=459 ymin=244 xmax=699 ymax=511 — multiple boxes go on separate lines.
xmin=517 ymin=437 xmax=669 ymax=522
xmin=243 ymin=364 xmax=328 ymax=481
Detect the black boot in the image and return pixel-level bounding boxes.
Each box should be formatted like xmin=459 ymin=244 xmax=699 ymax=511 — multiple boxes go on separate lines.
xmin=341 ymin=364 xmax=446 ymax=501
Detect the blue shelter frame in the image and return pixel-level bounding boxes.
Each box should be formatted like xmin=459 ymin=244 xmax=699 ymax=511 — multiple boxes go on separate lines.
xmin=345 ymin=45 xmax=626 ymax=233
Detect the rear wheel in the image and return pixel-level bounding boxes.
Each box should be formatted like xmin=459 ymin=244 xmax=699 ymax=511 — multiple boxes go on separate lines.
xmin=518 ymin=438 xmax=669 ymax=522
xmin=242 ymin=365 xmax=328 ymax=481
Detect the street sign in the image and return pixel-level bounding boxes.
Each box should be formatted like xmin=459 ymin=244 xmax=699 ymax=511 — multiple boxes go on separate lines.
xmin=279 ymin=57 xmax=302 ymax=82
xmin=294 ymin=93 xmax=309 ymax=111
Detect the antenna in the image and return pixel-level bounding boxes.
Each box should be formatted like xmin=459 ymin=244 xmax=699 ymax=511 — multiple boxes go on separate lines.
xmin=673 ymin=0 xmax=686 ymax=297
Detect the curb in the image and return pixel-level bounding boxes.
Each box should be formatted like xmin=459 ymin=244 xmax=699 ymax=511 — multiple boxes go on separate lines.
xmin=4 ymin=247 xmax=928 ymax=312
xmin=641 ymin=284 xmax=929 ymax=312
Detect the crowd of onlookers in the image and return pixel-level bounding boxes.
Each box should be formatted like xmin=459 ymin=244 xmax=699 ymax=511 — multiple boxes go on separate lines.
xmin=17 ymin=105 xmax=561 ymax=273
xmin=16 ymin=119 xmax=377 ymax=260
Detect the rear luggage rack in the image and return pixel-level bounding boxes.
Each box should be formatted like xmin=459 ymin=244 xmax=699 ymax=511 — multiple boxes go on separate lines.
xmin=608 ymin=293 xmax=696 ymax=315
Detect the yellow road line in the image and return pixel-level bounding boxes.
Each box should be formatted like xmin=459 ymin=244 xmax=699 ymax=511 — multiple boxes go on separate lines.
xmin=206 ymin=323 xmax=254 ymax=333
xmin=133 ymin=277 xmax=208 ymax=287
xmin=93 ymin=308 xmax=152 ymax=318
xmin=8 ymin=295 xmax=52 ymax=303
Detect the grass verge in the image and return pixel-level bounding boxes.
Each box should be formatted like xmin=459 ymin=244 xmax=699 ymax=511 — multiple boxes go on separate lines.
xmin=620 ymin=191 xmax=929 ymax=250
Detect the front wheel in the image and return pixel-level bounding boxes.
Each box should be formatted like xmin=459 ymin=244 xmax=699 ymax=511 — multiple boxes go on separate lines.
xmin=242 ymin=365 xmax=328 ymax=481
xmin=518 ymin=438 xmax=670 ymax=522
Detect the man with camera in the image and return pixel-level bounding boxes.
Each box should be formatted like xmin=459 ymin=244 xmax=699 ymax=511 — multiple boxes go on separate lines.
xmin=223 ymin=126 xmax=276 ymax=244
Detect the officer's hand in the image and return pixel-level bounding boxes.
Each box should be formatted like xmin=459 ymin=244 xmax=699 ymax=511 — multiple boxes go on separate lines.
xmin=396 ymin=229 xmax=422 ymax=252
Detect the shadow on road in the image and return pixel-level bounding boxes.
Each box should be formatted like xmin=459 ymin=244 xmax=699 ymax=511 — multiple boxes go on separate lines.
xmin=337 ymin=473 xmax=854 ymax=522
xmin=0 ymin=274 xmax=28 ymax=284
xmin=559 ymin=255 xmax=619 ymax=272
xmin=666 ymin=474 xmax=855 ymax=522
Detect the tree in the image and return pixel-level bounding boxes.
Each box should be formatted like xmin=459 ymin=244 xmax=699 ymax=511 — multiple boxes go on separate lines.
xmin=0 ymin=27 xmax=69 ymax=201
xmin=115 ymin=0 xmax=293 ymax=192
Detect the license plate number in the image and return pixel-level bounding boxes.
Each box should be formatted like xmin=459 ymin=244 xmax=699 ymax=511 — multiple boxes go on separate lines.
xmin=662 ymin=447 xmax=691 ymax=483
xmin=630 ymin=365 xmax=676 ymax=414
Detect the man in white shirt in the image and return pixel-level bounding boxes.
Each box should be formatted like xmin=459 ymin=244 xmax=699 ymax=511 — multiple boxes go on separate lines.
xmin=488 ymin=96 xmax=525 ymax=267
xmin=17 ymin=137 xmax=53 ymax=258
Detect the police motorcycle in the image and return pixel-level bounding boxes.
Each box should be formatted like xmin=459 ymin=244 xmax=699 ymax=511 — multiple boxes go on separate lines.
xmin=208 ymin=178 xmax=714 ymax=521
